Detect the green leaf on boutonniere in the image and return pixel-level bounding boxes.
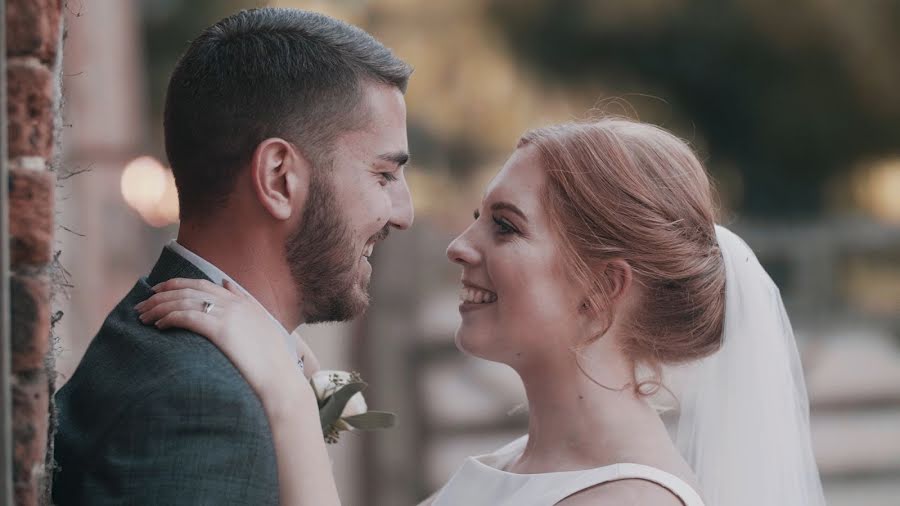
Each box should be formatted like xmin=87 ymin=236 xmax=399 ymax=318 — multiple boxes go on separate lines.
xmin=318 ymin=381 xmax=367 ymax=432
xmin=341 ymin=411 xmax=396 ymax=430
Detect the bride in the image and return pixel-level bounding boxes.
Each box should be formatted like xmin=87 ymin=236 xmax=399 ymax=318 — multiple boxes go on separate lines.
xmin=137 ymin=117 xmax=826 ymax=505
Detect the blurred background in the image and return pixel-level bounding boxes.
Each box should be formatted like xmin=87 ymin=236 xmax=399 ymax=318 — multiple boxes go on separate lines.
xmin=54 ymin=0 xmax=900 ymax=504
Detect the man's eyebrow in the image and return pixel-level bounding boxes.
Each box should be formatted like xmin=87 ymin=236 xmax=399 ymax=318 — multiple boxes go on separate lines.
xmin=377 ymin=151 xmax=410 ymax=167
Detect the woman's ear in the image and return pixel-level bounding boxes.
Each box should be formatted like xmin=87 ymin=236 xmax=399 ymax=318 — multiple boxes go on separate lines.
xmin=250 ymin=138 xmax=311 ymax=221
xmin=579 ymin=259 xmax=634 ymax=311
xmin=603 ymin=259 xmax=633 ymax=303
xmin=577 ymin=260 xmax=634 ymax=336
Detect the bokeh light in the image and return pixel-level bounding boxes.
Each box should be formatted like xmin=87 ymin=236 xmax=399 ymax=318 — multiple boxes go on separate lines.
xmin=120 ymin=155 xmax=179 ymax=227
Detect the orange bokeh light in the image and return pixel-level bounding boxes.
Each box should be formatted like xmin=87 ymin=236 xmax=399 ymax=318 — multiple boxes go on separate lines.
xmin=120 ymin=156 xmax=179 ymax=227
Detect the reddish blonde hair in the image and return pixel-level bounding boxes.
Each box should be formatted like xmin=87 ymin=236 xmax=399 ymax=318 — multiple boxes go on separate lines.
xmin=519 ymin=118 xmax=725 ymax=394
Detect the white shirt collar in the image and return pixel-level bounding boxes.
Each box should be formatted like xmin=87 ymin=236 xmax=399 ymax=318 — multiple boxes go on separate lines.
xmin=165 ymin=240 xmax=301 ymax=366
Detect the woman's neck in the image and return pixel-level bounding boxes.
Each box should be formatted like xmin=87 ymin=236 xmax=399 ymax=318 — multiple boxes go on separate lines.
xmin=508 ymin=354 xmax=674 ymax=474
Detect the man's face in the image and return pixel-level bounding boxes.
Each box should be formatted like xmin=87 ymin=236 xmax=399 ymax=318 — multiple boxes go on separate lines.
xmin=286 ymin=82 xmax=413 ymax=324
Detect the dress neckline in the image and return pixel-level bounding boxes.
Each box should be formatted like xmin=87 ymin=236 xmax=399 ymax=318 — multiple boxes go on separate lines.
xmin=467 ymin=435 xmax=621 ymax=476
xmin=459 ymin=435 xmax=706 ymax=505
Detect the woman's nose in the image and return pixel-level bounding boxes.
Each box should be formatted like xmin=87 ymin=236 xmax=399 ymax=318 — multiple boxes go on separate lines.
xmin=446 ymin=230 xmax=480 ymax=266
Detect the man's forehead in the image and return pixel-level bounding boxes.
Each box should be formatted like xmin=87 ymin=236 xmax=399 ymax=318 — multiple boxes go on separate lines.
xmin=359 ymin=82 xmax=407 ymax=123
xmin=333 ymin=118 xmax=407 ymax=161
xmin=348 ymin=85 xmax=408 ymax=153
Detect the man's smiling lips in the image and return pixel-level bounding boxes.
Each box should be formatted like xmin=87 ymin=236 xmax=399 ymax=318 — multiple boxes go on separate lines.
xmin=363 ymin=226 xmax=391 ymax=260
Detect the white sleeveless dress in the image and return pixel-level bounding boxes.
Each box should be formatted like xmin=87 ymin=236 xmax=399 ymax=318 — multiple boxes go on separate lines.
xmin=432 ymin=436 xmax=705 ymax=506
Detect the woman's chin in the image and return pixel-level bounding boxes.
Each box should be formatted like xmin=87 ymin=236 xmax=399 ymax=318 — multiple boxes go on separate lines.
xmin=454 ymin=328 xmax=499 ymax=362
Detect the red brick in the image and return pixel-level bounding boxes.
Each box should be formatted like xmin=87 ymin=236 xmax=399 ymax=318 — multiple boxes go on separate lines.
xmin=8 ymin=167 xmax=54 ymax=267
xmin=6 ymin=0 xmax=64 ymax=64
xmin=7 ymin=61 xmax=56 ymax=159
xmin=10 ymin=275 xmax=51 ymax=373
xmin=12 ymin=370 xmax=49 ymax=506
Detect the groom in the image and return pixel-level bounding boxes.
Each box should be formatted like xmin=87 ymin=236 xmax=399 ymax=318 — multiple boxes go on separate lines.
xmin=53 ymin=8 xmax=413 ymax=505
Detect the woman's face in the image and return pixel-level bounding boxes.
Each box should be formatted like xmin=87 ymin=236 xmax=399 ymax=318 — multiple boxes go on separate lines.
xmin=446 ymin=145 xmax=587 ymax=367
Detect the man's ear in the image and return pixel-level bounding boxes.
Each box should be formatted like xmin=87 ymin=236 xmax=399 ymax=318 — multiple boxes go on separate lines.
xmin=250 ymin=138 xmax=311 ymax=221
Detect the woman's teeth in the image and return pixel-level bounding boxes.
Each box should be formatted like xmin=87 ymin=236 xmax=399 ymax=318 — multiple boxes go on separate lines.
xmin=459 ymin=287 xmax=498 ymax=304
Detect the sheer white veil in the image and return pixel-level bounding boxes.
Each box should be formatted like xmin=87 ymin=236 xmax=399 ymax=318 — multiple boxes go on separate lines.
xmin=672 ymin=225 xmax=826 ymax=505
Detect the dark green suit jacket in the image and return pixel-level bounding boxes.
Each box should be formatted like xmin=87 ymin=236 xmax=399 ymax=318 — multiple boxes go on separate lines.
xmin=52 ymin=248 xmax=278 ymax=505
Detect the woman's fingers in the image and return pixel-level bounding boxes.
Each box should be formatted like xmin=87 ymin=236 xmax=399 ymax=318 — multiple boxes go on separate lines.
xmin=136 ymin=288 xmax=213 ymax=312
xmin=152 ymin=278 xmax=233 ymax=299
xmin=155 ymin=309 xmax=218 ymax=337
xmin=138 ymin=278 xmax=240 ymax=317
xmin=222 ymin=279 xmax=247 ymax=298
xmin=139 ymin=299 xmax=215 ymax=324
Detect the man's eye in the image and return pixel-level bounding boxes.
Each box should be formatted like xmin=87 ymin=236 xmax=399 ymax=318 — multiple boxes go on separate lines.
xmin=378 ymin=172 xmax=397 ymax=186
xmin=473 ymin=209 xmax=480 ymax=220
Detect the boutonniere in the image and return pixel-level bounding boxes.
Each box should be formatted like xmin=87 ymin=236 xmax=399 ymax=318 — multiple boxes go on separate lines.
xmin=311 ymin=370 xmax=396 ymax=444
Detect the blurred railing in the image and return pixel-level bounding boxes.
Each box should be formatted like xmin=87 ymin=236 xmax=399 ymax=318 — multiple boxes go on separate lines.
xmin=734 ymin=218 xmax=900 ymax=331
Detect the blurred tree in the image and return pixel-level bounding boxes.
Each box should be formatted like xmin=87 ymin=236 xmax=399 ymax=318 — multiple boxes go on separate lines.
xmin=489 ymin=0 xmax=900 ymax=217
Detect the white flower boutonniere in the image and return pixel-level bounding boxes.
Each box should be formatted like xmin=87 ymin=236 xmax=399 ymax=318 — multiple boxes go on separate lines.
xmin=311 ymin=370 xmax=396 ymax=444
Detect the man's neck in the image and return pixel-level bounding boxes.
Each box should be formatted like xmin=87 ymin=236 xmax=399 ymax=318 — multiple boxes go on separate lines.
xmin=177 ymin=224 xmax=303 ymax=331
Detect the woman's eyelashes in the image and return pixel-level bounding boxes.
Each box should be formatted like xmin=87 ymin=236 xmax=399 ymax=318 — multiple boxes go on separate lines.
xmin=473 ymin=209 xmax=518 ymax=236
xmin=492 ymin=216 xmax=517 ymax=236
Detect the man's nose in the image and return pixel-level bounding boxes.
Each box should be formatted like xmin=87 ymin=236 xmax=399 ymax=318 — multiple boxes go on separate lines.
xmin=389 ymin=177 xmax=414 ymax=230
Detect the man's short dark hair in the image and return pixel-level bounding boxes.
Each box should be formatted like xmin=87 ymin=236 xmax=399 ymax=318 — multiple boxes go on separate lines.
xmin=163 ymin=8 xmax=412 ymax=220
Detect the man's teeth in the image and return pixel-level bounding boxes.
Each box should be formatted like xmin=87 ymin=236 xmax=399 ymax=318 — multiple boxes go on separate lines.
xmin=459 ymin=287 xmax=498 ymax=304
xmin=363 ymin=243 xmax=374 ymax=257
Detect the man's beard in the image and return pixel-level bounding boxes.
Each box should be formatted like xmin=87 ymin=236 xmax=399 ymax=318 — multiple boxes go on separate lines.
xmin=285 ymin=170 xmax=387 ymax=324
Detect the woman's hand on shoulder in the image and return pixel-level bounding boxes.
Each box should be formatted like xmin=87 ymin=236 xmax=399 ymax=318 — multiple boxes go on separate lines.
xmin=136 ymin=278 xmax=310 ymax=406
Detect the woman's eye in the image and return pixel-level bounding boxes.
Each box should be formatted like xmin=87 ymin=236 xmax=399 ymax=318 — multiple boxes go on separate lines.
xmin=473 ymin=209 xmax=516 ymax=236
xmin=492 ymin=216 xmax=516 ymax=236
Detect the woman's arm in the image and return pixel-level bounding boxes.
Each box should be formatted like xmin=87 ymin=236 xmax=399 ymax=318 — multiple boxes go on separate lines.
xmin=136 ymin=278 xmax=341 ymax=506
xmin=264 ymin=378 xmax=341 ymax=506
xmin=293 ymin=330 xmax=321 ymax=379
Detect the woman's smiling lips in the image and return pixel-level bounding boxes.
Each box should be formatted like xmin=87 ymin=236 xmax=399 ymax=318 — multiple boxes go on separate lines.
xmin=459 ymin=280 xmax=498 ymax=312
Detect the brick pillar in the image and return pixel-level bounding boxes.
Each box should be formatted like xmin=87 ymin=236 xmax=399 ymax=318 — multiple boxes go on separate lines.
xmin=6 ymin=0 xmax=63 ymax=504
